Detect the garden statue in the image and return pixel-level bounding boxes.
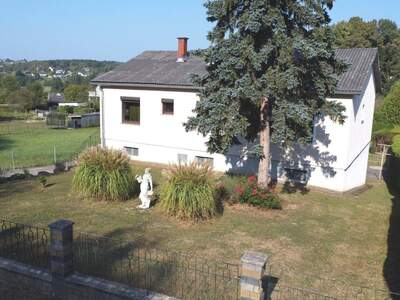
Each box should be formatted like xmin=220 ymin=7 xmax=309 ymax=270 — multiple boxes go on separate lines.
xmin=135 ymin=168 xmax=153 ymax=209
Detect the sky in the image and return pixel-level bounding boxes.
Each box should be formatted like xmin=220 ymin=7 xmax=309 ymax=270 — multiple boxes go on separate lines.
xmin=0 ymin=0 xmax=399 ymax=62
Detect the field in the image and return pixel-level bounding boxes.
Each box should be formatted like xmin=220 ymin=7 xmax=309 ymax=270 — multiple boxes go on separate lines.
xmin=0 ymin=160 xmax=397 ymax=296
xmin=0 ymin=120 xmax=99 ymax=169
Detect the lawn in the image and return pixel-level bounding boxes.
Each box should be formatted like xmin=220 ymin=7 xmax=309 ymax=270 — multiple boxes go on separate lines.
xmin=0 ymin=160 xmax=396 ymax=297
xmin=0 ymin=120 xmax=99 ymax=169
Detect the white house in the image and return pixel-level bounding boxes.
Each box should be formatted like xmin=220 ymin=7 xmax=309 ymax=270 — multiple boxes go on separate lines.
xmin=92 ymin=38 xmax=381 ymax=192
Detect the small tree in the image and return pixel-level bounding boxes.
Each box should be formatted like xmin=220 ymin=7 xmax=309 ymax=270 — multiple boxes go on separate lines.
xmin=381 ymin=81 xmax=400 ymax=125
xmin=185 ymin=0 xmax=346 ymax=187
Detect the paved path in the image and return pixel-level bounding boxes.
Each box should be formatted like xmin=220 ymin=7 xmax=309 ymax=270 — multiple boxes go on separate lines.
xmin=1 ymin=161 xmax=76 ymax=178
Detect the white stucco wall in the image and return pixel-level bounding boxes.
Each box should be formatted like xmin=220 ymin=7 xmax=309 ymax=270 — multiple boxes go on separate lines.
xmin=99 ymin=71 xmax=376 ymax=192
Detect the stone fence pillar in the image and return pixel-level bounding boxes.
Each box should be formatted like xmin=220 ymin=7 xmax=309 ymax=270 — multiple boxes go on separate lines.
xmin=240 ymin=251 xmax=268 ymax=300
xmin=48 ymin=219 xmax=74 ymax=298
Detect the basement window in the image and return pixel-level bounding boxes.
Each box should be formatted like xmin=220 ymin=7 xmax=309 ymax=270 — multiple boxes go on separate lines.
xmin=162 ymin=99 xmax=174 ymax=115
xmin=122 ymin=97 xmax=140 ymax=124
xmin=124 ymin=147 xmax=139 ymax=156
xmin=285 ymin=168 xmax=308 ymax=183
xmin=178 ymin=154 xmax=188 ymax=164
xmin=195 ymin=156 xmax=214 ymax=167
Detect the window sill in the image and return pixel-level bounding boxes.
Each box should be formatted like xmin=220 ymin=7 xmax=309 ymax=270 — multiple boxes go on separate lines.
xmin=122 ymin=121 xmax=140 ymax=125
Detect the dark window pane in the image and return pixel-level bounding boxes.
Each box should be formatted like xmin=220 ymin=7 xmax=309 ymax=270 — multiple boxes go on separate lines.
xmin=124 ymin=147 xmax=139 ymax=156
xmin=122 ymin=100 xmax=140 ymax=123
xmin=162 ymin=99 xmax=174 ymax=115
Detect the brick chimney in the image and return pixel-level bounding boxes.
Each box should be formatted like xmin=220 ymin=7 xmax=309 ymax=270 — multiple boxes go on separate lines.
xmin=177 ymin=37 xmax=189 ymax=62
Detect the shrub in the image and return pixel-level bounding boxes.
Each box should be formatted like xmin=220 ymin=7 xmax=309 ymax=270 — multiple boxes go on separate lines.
xmin=73 ymin=146 xmax=134 ymax=201
xmin=393 ymin=134 xmax=400 ymax=157
xmin=160 ymin=162 xmax=216 ymax=220
xmin=381 ymin=81 xmax=400 ymax=125
xmin=234 ymin=176 xmax=282 ymax=209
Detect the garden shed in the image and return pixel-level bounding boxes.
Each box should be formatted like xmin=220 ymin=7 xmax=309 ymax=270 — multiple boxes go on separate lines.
xmin=68 ymin=113 xmax=100 ymax=129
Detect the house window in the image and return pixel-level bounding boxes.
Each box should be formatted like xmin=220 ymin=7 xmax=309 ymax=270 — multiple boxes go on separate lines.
xmin=162 ymin=99 xmax=174 ymax=115
xmin=125 ymin=147 xmax=139 ymax=156
xmin=178 ymin=154 xmax=188 ymax=164
xmin=285 ymin=168 xmax=308 ymax=182
xmin=122 ymin=97 xmax=140 ymax=124
xmin=195 ymin=156 xmax=213 ymax=166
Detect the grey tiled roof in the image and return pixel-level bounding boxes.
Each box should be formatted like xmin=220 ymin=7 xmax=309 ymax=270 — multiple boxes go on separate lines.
xmin=335 ymin=48 xmax=380 ymax=94
xmin=92 ymin=48 xmax=379 ymax=95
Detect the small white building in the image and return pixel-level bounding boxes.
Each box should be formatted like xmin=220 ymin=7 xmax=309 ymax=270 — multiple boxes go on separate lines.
xmin=92 ymin=38 xmax=381 ymax=192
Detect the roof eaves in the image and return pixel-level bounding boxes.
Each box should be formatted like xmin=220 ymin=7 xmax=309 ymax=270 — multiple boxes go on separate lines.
xmin=91 ymin=81 xmax=200 ymax=92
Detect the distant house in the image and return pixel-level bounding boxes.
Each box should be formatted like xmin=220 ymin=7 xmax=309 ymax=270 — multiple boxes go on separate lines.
xmin=92 ymin=37 xmax=381 ymax=192
xmin=88 ymin=87 xmax=101 ymax=101
xmin=54 ymin=70 xmax=65 ymax=78
xmin=59 ymin=102 xmax=86 ymax=108
xmin=48 ymin=93 xmax=65 ymax=107
xmin=77 ymin=72 xmax=88 ymax=78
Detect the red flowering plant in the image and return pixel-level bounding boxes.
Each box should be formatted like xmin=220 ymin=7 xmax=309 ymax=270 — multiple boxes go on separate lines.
xmin=234 ymin=176 xmax=281 ymax=209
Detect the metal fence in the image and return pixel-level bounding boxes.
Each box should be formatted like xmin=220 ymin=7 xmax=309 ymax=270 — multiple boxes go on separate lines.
xmin=0 ymin=218 xmax=399 ymax=300
xmin=0 ymin=219 xmax=50 ymax=269
xmin=0 ymin=122 xmax=46 ymax=135
xmin=0 ymin=130 xmax=100 ymax=171
xmin=73 ymin=232 xmax=240 ymax=300
xmin=265 ymin=260 xmax=400 ymax=300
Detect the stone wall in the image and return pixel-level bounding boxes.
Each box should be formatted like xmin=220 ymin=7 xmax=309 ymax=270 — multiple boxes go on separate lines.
xmin=0 ymin=257 xmax=177 ymax=300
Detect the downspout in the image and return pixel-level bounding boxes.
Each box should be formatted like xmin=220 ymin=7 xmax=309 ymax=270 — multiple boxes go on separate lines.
xmin=99 ymin=85 xmax=106 ymax=148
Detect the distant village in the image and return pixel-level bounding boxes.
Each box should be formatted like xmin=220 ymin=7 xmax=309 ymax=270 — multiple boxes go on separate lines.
xmin=0 ymin=58 xmax=91 ymax=79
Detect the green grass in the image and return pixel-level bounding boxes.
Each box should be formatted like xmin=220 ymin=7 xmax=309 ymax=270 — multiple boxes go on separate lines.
xmin=0 ymin=120 xmax=99 ymax=168
xmin=0 ymin=160 xmax=394 ymax=294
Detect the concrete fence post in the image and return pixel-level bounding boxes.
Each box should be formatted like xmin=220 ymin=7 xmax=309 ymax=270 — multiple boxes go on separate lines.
xmin=48 ymin=219 xmax=74 ymax=298
xmin=240 ymin=251 xmax=268 ymax=300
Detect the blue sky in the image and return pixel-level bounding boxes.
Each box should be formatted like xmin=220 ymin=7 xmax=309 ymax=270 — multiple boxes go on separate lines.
xmin=0 ymin=0 xmax=399 ymax=62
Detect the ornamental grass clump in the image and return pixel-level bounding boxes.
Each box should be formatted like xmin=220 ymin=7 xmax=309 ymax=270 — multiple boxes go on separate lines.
xmin=160 ymin=162 xmax=216 ymax=220
xmin=73 ymin=146 xmax=134 ymax=201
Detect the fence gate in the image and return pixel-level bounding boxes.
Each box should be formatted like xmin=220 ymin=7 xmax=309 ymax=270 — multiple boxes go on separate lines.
xmin=369 ymin=143 xmax=392 ymax=180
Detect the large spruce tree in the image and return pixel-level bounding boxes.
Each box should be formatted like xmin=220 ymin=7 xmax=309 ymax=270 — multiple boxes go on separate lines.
xmin=186 ymin=0 xmax=347 ymax=187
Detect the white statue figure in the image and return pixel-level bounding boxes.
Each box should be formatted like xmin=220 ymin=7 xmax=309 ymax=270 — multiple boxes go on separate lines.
xmin=135 ymin=168 xmax=153 ymax=209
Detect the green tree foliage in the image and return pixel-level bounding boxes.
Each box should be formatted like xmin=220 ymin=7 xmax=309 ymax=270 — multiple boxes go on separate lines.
xmin=0 ymin=75 xmax=19 ymax=92
xmin=9 ymin=82 xmax=45 ymax=112
xmin=48 ymin=78 xmax=64 ymax=92
xmin=333 ymin=17 xmax=379 ymax=48
xmin=64 ymin=84 xmax=89 ymax=102
xmin=185 ymin=0 xmax=346 ymax=187
xmin=381 ymin=81 xmax=400 ymax=125
xmin=393 ymin=134 xmax=400 ymax=157
xmin=333 ymin=17 xmax=400 ymax=93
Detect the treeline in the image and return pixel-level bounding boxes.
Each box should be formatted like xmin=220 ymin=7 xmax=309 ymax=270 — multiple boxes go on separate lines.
xmin=333 ymin=17 xmax=400 ymax=94
xmin=0 ymin=59 xmax=120 ymax=111
xmin=0 ymin=59 xmax=120 ymax=77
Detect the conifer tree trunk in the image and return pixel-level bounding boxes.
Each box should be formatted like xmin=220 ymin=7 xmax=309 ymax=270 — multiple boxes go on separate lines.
xmin=258 ymin=98 xmax=270 ymax=188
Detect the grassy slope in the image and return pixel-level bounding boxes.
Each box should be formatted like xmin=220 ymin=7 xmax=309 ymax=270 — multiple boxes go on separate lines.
xmin=0 ymin=121 xmax=99 ymax=168
xmin=0 ymin=161 xmax=392 ymax=291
